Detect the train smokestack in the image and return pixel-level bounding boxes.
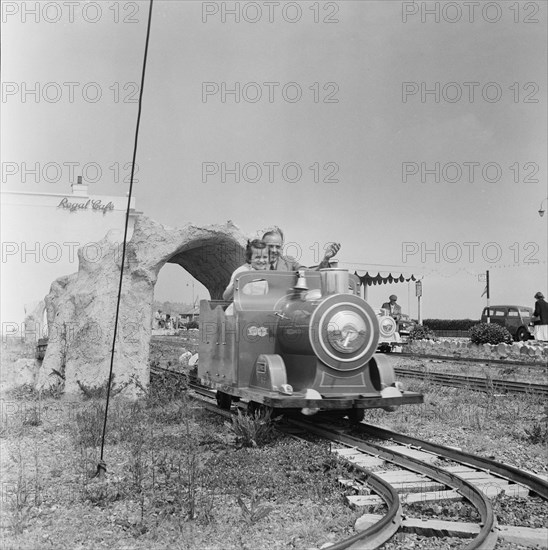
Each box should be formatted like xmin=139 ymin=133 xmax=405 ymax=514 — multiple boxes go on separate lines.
xmin=319 ymin=268 xmax=349 ymax=296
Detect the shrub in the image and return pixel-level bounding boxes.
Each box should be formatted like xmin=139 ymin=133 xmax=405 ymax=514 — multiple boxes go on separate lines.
xmin=408 ymin=325 xmax=437 ymax=341
xmin=148 ymin=363 xmax=188 ymax=404
xmin=423 ymin=319 xmax=479 ymax=331
xmin=185 ymin=320 xmax=199 ymax=330
xmin=72 ymin=402 xmax=105 ymax=447
xmin=469 ymin=323 xmax=513 ymax=345
xmin=227 ymin=410 xmax=275 ymax=448
xmin=524 ymin=421 xmax=548 ymax=445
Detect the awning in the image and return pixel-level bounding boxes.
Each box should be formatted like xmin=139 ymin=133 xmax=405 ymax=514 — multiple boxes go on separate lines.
xmin=354 ymin=271 xmax=417 ymax=286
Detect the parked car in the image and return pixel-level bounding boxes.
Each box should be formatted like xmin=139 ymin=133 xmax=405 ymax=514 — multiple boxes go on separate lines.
xmin=480 ymin=305 xmax=535 ymax=341
xmin=398 ymin=314 xmax=417 ymax=340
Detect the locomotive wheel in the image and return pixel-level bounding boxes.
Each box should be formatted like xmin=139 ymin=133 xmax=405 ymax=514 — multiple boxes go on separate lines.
xmin=322 ymin=409 xmax=365 ymax=423
xmin=347 ymin=408 xmax=365 ymax=423
xmin=216 ymin=391 xmax=232 ymax=410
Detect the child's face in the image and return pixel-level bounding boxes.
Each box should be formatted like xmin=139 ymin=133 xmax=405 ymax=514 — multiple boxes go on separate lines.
xmin=250 ymin=248 xmax=269 ymax=270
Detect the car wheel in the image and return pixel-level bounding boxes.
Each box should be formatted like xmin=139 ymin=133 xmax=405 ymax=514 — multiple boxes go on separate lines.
xmin=515 ymin=327 xmax=529 ymax=342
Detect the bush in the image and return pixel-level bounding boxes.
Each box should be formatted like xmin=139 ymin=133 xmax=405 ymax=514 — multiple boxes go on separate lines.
xmin=227 ymin=410 xmax=275 ymax=448
xmin=423 ymin=319 xmax=479 ymax=331
xmin=72 ymin=402 xmax=105 ymax=447
xmin=469 ymin=323 xmax=513 ymax=345
xmin=408 ymin=325 xmax=437 ymax=341
xmin=185 ymin=320 xmax=199 ymax=330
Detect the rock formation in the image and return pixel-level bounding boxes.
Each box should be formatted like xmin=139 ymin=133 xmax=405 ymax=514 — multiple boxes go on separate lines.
xmin=36 ymin=215 xmax=246 ymax=397
xmin=23 ymin=300 xmax=47 ymax=343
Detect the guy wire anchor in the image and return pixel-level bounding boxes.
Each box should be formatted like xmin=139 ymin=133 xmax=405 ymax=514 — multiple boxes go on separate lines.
xmin=94 ymin=460 xmax=107 ymax=478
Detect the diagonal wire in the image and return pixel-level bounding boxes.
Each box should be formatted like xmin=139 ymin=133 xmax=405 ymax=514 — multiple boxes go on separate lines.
xmin=96 ymin=0 xmax=154 ymax=477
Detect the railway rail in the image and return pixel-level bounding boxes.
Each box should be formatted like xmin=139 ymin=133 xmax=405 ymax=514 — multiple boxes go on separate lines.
xmin=150 ymin=365 xmax=548 ymax=549
xmin=396 ymin=351 xmax=547 ymax=368
xmin=288 ymin=417 xmax=548 ymax=549
xmin=394 ymin=367 xmax=548 ymax=396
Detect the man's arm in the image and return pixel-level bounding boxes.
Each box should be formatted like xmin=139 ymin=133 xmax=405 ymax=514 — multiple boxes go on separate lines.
xmin=313 ymin=243 xmax=341 ymax=270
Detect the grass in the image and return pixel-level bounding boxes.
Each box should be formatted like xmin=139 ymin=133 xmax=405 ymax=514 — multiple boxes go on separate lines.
xmin=2 ymin=336 xmax=546 ymax=548
xmin=393 ymin=355 xmax=548 ymax=385
xmin=226 ymin=409 xmax=276 ymax=448
xmin=0 ymin=370 xmax=357 ymax=550
xmin=364 ymin=376 xmax=548 ymax=465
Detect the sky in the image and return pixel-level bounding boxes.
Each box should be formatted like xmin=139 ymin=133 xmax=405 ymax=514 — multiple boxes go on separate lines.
xmin=2 ymin=0 xmax=547 ymax=319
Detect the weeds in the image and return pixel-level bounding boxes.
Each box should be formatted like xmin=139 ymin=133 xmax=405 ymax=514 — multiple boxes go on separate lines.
xmin=237 ymin=492 xmax=274 ymax=525
xmin=148 ymin=364 xmax=188 ymax=404
xmin=226 ymin=409 xmax=275 ymax=448
xmin=22 ymin=402 xmax=42 ymax=427
xmin=76 ymin=373 xmax=127 ymax=400
xmin=524 ymin=422 xmax=548 ymax=444
xmin=524 ymin=403 xmax=548 ymax=444
xmin=72 ymin=402 xmax=105 ymax=447
xmin=41 ymin=378 xmax=65 ymax=399
xmin=7 ymin=443 xmax=41 ymax=535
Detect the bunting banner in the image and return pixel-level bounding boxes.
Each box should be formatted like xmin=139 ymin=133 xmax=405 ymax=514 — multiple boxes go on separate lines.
xmin=354 ymin=271 xmax=417 ymax=287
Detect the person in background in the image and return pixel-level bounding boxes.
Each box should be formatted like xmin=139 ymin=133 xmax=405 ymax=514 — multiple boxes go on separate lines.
xmin=154 ymin=309 xmax=162 ymax=329
xmin=381 ymin=295 xmax=402 ymax=323
xmin=532 ymin=291 xmax=548 ymax=342
xmin=262 ymin=228 xmax=340 ymax=271
xmin=223 ymin=239 xmax=269 ymax=301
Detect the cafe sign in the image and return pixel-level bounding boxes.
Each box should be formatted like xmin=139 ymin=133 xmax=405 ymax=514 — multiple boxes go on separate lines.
xmin=57 ymin=197 xmax=114 ymax=214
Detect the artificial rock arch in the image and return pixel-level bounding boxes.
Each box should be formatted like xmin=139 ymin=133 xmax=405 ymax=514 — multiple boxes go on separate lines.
xmin=36 ymin=215 xmax=246 ymax=397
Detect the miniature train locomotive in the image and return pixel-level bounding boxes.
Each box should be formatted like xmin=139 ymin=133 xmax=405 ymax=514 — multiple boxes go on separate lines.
xmin=375 ymin=308 xmax=403 ymax=353
xmin=198 ymin=268 xmax=423 ymax=420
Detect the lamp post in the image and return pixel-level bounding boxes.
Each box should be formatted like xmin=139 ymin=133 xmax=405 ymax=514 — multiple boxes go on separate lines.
xmin=538 ymin=197 xmax=548 ymax=217
xmin=186 ymin=280 xmax=195 ymax=320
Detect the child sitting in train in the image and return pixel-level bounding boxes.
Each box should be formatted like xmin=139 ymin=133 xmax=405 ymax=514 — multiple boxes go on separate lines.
xmin=222 ymin=239 xmax=269 ymax=302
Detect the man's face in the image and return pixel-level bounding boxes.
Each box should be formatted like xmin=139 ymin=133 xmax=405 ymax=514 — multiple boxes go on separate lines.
xmin=264 ymin=233 xmax=283 ymax=264
xmin=250 ymin=248 xmax=269 ymax=270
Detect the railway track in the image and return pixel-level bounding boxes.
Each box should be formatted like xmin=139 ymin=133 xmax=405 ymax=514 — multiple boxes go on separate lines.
xmin=151 ymin=366 xmax=548 ymax=549
xmin=394 ymin=367 xmax=548 ymax=396
xmin=396 ymin=351 xmax=546 ymax=368
xmin=287 ymin=417 xmax=548 ymax=549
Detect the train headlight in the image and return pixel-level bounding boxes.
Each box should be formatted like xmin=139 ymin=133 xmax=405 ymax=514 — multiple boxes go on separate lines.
xmin=309 ymin=295 xmax=379 ymax=370
xmin=379 ymin=316 xmax=396 ymax=337
xmin=326 ymin=311 xmax=367 ymax=354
